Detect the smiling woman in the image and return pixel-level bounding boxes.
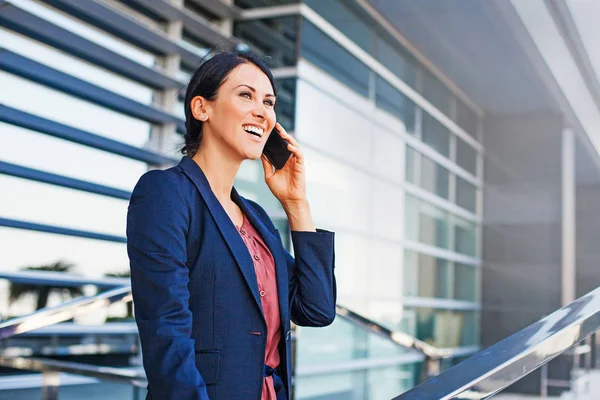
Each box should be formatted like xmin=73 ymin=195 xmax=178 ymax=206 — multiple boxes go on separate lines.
xmin=127 ymin=50 xmax=337 ymax=400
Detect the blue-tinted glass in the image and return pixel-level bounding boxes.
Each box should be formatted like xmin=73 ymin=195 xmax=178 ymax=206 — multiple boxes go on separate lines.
xmin=376 ymin=77 xmax=416 ymax=133
xmin=455 ymin=263 xmax=479 ymax=302
xmin=234 ymin=16 xmax=298 ymax=68
xmin=422 ymin=113 xmax=450 ymax=157
xmin=304 ymin=0 xmax=374 ymax=53
xmin=454 ymin=217 xmax=477 ymax=257
xmin=456 ymin=176 xmax=477 ymax=213
xmin=301 ymin=19 xmax=370 ymax=97
xmin=375 ymin=35 xmax=416 ymax=87
xmin=274 ymin=78 xmax=297 ymax=131
xmin=457 ymin=137 xmax=478 ymax=176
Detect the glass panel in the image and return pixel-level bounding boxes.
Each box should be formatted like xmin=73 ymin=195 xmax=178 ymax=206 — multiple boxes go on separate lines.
xmin=401 ymin=308 xmax=479 ymax=348
xmin=295 ymin=364 xmax=417 ymax=400
xmin=419 ymin=200 xmax=450 ymax=249
xmin=0 ymin=28 xmax=154 ymax=104
xmin=0 ymin=72 xmax=151 ymax=147
xmin=296 ymin=316 xmax=408 ymax=368
xmin=404 ymin=194 xmax=420 ymax=243
xmin=404 ymin=250 xmax=451 ymax=299
xmin=405 ymin=195 xmax=450 ymax=249
xmin=456 ymin=176 xmax=477 ymax=213
xmin=456 ymin=137 xmax=478 ymax=176
xmin=375 ymin=77 xmax=416 ymax=133
xmin=405 ymin=146 xmax=418 ymax=184
xmin=234 ymin=16 xmax=298 ymax=68
xmin=456 ymin=98 xmax=479 ymax=140
xmin=273 ymin=78 xmax=297 ymax=131
xmin=304 ymin=0 xmax=375 ymax=53
xmin=421 ymin=112 xmax=450 ymax=157
xmin=454 ymin=216 xmax=478 ymax=257
xmin=421 ymin=154 xmax=449 ymax=200
xmin=301 ymin=19 xmax=370 ymax=97
xmin=421 ymin=70 xmax=452 ymax=116
xmin=455 ymin=263 xmax=480 ymax=302
xmin=375 ymin=35 xmax=416 ymax=88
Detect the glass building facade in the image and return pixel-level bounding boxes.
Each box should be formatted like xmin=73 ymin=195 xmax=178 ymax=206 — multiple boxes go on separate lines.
xmin=0 ymin=0 xmax=484 ymax=398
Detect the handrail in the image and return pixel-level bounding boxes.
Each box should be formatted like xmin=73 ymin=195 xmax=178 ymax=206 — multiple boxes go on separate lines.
xmin=0 ymin=356 xmax=147 ymax=387
xmin=336 ymin=304 xmax=456 ymax=359
xmin=394 ymin=286 xmax=600 ymax=399
xmin=0 ymin=270 xmax=129 ymax=288
xmin=0 ymin=286 xmax=132 ymax=341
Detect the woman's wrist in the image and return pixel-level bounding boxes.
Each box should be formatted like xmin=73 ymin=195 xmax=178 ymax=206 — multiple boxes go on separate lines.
xmin=282 ymin=199 xmax=316 ymax=232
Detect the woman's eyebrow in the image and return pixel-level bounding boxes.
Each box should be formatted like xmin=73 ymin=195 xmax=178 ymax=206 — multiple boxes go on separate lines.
xmin=235 ymin=84 xmax=276 ymax=98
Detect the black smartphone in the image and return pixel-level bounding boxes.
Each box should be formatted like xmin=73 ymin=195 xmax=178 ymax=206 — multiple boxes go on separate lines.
xmin=262 ymin=127 xmax=292 ymax=170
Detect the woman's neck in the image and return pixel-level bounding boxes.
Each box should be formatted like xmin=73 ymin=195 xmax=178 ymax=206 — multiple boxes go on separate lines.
xmin=191 ymin=141 xmax=241 ymax=205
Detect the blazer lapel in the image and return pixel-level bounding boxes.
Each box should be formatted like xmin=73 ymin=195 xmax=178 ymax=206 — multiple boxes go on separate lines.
xmin=234 ymin=190 xmax=290 ymax=331
xmin=178 ymin=157 xmax=264 ymax=317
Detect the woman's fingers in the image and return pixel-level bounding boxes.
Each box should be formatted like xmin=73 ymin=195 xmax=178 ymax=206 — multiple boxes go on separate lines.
xmin=276 ymin=122 xmax=300 ymax=147
xmin=261 ymin=154 xmax=275 ymax=179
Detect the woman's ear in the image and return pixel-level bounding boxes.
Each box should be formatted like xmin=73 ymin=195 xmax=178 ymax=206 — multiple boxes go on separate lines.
xmin=191 ymin=96 xmax=209 ymax=121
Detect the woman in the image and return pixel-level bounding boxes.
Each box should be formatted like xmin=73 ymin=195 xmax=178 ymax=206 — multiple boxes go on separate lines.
xmin=126 ymin=50 xmax=337 ymax=400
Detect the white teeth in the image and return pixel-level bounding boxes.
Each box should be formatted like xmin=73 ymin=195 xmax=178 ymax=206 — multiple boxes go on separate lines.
xmin=243 ymin=125 xmax=264 ymax=136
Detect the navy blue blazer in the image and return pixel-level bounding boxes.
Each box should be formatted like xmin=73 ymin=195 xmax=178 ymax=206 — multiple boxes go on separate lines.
xmin=126 ymin=156 xmax=337 ymax=399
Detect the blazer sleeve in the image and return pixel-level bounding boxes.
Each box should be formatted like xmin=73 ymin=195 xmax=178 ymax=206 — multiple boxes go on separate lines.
xmin=126 ymin=171 xmax=209 ymax=400
xmin=286 ymin=229 xmax=337 ymax=327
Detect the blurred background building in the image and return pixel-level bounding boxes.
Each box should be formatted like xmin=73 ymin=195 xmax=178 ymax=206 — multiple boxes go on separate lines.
xmin=0 ymin=0 xmax=599 ymax=399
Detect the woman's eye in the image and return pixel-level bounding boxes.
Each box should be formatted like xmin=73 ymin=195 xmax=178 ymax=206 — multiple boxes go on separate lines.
xmin=264 ymin=100 xmax=274 ymax=107
xmin=240 ymin=92 xmax=251 ymax=99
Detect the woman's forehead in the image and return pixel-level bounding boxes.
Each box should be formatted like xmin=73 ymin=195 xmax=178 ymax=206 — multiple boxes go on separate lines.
xmin=224 ymin=63 xmax=274 ymax=94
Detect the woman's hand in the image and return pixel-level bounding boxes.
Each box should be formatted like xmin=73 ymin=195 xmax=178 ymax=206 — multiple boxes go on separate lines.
xmin=261 ymin=122 xmax=306 ymax=206
xmin=261 ymin=123 xmax=315 ymax=232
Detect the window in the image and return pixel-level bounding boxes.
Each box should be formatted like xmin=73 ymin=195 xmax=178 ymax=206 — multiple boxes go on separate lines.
xmin=401 ymin=307 xmax=480 ymax=347
xmin=456 ymin=137 xmax=478 ymax=176
xmin=455 ymin=263 xmax=480 ymax=302
xmin=405 ymin=146 xmax=419 ymax=184
xmin=456 ymin=176 xmax=477 ymax=214
xmin=421 ymin=70 xmax=452 ymax=116
xmin=375 ymin=35 xmax=416 ymax=88
xmin=404 ymin=250 xmax=451 ymax=299
xmin=405 ymin=195 xmax=450 ymax=249
xmin=301 ymin=19 xmax=371 ymax=97
xmin=422 ymin=113 xmax=450 ymax=157
xmin=304 ymin=0 xmax=374 ymax=54
xmin=234 ymin=16 xmax=298 ymax=68
xmin=375 ymin=77 xmax=416 ymax=133
xmin=454 ymin=216 xmax=478 ymax=257
xmin=421 ymin=154 xmax=450 ymax=200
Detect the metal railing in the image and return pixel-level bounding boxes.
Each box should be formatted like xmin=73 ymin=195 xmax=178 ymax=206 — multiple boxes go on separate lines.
xmin=336 ymin=304 xmax=459 ymax=381
xmin=394 ymin=286 xmax=600 ymax=399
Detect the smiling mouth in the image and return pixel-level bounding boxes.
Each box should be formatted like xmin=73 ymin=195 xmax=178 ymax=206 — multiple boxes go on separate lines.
xmin=242 ymin=125 xmax=264 ymax=138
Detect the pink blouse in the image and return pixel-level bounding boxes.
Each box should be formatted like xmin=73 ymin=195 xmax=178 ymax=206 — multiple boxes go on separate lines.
xmin=236 ymin=214 xmax=282 ymax=400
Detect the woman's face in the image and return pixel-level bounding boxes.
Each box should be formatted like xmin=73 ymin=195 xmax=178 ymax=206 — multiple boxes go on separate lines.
xmin=199 ymin=63 xmax=277 ymax=161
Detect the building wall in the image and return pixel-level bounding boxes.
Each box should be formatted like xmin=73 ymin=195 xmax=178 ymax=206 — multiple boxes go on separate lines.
xmin=482 ymin=112 xmax=564 ymax=393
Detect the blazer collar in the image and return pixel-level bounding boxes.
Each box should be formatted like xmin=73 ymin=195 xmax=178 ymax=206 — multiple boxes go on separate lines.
xmin=178 ymin=157 xmax=289 ymax=326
